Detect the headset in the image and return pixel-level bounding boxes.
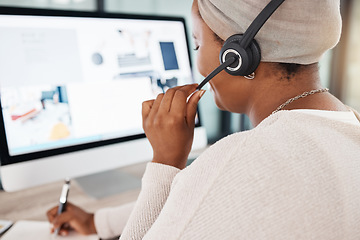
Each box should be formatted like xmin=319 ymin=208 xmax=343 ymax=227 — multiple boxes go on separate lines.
xmin=196 ymin=0 xmax=286 ymax=90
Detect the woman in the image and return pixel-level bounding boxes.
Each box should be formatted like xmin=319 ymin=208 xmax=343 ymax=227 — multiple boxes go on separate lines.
xmin=48 ymin=0 xmax=360 ymax=239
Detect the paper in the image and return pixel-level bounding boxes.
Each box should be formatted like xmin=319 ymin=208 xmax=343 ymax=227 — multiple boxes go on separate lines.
xmin=1 ymin=220 xmax=98 ymax=240
xmin=0 ymin=219 xmax=13 ymax=235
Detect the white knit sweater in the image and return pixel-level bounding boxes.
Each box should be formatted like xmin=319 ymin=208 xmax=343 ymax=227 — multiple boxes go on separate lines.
xmin=96 ymin=110 xmax=360 ymax=239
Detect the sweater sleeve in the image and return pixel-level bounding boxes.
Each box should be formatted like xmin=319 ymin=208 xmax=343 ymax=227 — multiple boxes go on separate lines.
xmin=119 ymin=162 xmax=180 ymax=240
xmin=94 ymin=201 xmax=135 ymax=239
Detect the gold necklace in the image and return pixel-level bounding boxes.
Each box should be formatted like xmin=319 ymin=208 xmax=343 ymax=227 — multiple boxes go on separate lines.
xmin=272 ymin=88 xmax=329 ymax=115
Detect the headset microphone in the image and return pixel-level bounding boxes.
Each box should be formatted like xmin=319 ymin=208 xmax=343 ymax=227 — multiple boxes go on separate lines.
xmin=196 ymin=0 xmax=286 ymax=90
xmin=196 ymin=57 xmax=236 ymax=90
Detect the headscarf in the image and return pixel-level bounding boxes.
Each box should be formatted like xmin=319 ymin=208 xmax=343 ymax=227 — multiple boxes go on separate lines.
xmin=198 ymin=0 xmax=342 ymax=64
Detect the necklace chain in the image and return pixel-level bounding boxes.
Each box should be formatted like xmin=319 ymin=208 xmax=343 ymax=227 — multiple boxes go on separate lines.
xmin=272 ymin=88 xmax=329 ymax=115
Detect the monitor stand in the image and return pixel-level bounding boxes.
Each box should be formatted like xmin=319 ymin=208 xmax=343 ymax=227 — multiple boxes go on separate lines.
xmin=74 ymin=163 xmax=145 ymax=199
xmin=0 ymin=172 xmax=3 ymax=191
xmin=74 ymin=151 xmax=203 ymax=199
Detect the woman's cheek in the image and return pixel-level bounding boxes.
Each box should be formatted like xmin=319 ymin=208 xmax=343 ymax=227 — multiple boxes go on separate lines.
xmin=214 ymin=97 xmax=225 ymax=110
xmin=196 ymin=54 xmax=207 ymax=77
xmin=207 ymin=83 xmax=224 ymax=110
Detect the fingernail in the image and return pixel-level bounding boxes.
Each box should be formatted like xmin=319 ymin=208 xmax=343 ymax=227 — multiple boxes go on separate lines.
xmin=199 ymin=90 xmax=206 ymax=98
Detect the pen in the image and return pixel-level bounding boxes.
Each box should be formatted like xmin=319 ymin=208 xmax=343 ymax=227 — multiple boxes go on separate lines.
xmin=54 ymin=178 xmax=71 ymax=236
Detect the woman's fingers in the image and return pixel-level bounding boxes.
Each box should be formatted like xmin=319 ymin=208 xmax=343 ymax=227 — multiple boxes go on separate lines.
xmin=142 ymin=84 xmax=201 ymax=132
xmin=142 ymin=99 xmax=155 ymax=122
xmin=46 ymin=206 xmax=59 ymax=223
xmin=146 ymin=93 xmax=164 ymax=120
xmin=186 ymin=90 xmax=206 ymax=126
xmin=158 ymin=86 xmax=183 ymax=114
xmin=142 ymin=84 xmax=198 ymax=120
xmin=170 ymin=84 xmax=198 ymax=116
xmin=59 ymin=228 xmax=70 ymax=236
xmin=52 ymin=211 xmax=73 ymax=230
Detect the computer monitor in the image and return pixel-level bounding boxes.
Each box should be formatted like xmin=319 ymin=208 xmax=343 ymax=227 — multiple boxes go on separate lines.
xmin=0 ymin=7 xmax=207 ymax=192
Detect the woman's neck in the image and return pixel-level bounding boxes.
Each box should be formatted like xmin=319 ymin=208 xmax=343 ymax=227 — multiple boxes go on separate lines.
xmin=246 ymin=63 xmax=346 ymax=127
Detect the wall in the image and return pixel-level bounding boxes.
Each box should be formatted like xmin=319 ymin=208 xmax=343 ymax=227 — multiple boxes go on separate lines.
xmin=343 ymin=0 xmax=360 ymax=111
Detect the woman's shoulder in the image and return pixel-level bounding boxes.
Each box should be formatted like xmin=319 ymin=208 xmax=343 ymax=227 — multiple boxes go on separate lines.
xmin=184 ymin=110 xmax=360 ymax=176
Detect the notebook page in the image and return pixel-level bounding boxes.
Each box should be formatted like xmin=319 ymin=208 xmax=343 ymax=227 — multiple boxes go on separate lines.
xmin=1 ymin=220 xmax=98 ymax=240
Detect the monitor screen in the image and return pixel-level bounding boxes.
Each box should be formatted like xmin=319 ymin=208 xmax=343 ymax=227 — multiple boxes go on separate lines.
xmin=0 ymin=8 xmax=198 ymax=163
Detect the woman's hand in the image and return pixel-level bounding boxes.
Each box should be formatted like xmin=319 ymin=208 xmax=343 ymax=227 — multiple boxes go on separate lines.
xmin=46 ymin=202 xmax=96 ymax=236
xmin=142 ymin=84 xmax=205 ymax=170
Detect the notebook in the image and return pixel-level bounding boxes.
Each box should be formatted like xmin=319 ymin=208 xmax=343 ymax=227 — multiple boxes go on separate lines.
xmin=1 ymin=220 xmax=98 ymax=240
xmin=0 ymin=220 xmax=13 ymax=235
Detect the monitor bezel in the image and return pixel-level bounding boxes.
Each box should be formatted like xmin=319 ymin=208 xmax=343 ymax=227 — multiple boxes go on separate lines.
xmin=0 ymin=6 xmax=201 ymax=166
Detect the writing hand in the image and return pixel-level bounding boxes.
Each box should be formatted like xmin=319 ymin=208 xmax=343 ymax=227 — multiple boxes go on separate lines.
xmin=46 ymin=202 xmax=96 ymax=236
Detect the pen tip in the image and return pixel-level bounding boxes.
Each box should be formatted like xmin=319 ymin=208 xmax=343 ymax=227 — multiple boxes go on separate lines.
xmin=65 ymin=178 xmax=71 ymax=184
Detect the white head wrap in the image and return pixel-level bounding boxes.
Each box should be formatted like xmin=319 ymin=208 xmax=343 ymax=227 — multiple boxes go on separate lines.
xmin=197 ymin=0 xmax=342 ymax=64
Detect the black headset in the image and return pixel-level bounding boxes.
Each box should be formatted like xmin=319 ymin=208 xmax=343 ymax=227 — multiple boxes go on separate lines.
xmin=197 ymin=0 xmax=286 ymax=90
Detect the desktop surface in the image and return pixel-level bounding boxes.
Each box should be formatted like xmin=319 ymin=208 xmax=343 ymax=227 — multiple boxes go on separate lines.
xmin=0 ymin=162 xmax=146 ymax=223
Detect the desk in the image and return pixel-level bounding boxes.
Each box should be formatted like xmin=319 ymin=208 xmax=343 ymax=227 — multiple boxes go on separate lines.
xmin=0 ymin=162 xmax=146 ymax=222
xmin=0 ymin=147 xmax=206 ymax=239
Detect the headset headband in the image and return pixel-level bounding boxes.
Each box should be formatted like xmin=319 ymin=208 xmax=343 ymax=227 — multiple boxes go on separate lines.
xmin=241 ymin=0 xmax=286 ymax=48
xmin=196 ymin=0 xmax=286 ymax=90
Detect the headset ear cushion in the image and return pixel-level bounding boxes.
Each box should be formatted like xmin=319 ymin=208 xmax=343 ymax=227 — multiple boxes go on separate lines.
xmin=220 ymin=42 xmax=249 ymax=75
xmin=246 ymin=39 xmax=261 ymax=75
xmin=220 ymin=34 xmax=261 ymax=76
xmin=220 ymin=34 xmax=244 ymax=66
